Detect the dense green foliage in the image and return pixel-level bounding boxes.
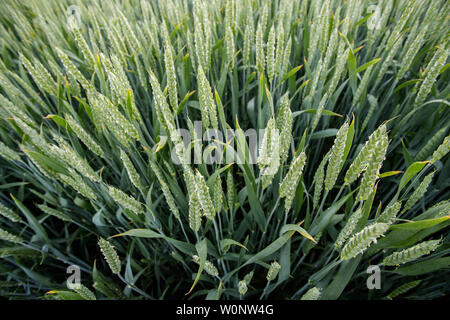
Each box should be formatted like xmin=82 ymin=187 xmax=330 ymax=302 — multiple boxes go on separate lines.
xmin=0 ymin=0 xmax=449 ymax=300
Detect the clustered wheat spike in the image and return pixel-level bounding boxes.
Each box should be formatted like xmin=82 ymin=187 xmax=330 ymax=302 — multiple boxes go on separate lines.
xmin=148 ymin=68 xmax=175 ymax=134
xmin=335 ymin=208 xmax=363 ymax=249
xmin=0 ymin=202 xmax=23 ymax=223
xmin=150 ymin=162 xmax=180 ymax=220
xmin=258 ymin=118 xmax=280 ymax=189
xmin=274 ymin=22 xmax=285 ymax=76
xmin=431 ymin=134 xmax=450 ymax=162
xmin=88 ymin=92 xmax=139 ymax=147
xmin=386 ymin=280 xmax=421 ymax=300
xmin=58 ymin=170 xmax=97 ymax=200
xmin=184 ymin=167 xmax=202 ymax=232
xmin=73 ymin=28 xmax=95 ymax=70
xmin=415 ymin=127 xmax=447 ymax=161
xmin=255 ymin=18 xmax=265 ymax=73
xmin=266 ymin=261 xmax=281 ymax=281
xmin=373 ymin=35 xmax=403 ymax=89
xmin=243 ymin=18 xmax=254 ymax=67
xmin=340 ymin=223 xmax=389 ymax=260
xmin=51 ymin=136 xmax=100 ymax=183
xmin=73 ymin=284 xmax=97 ymax=300
xmin=353 ymin=65 xmax=374 ymax=106
xmin=382 ymin=239 xmax=442 ymax=266
xmin=0 ymin=141 xmax=21 ymax=162
xmin=313 ymin=152 xmax=328 ymax=209
xmin=19 ymin=54 xmax=57 ymax=96
xmin=197 ymin=65 xmax=218 ymax=129
xmin=164 ymin=42 xmax=178 ymax=113
xmin=397 ymin=25 xmax=428 ymax=80
xmin=320 ymin=30 xmax=338 ymax=84
xmin=238 ymin=280 xmax=248 ymax=296
xmin=98 ymin=238 xmax=121 ymax=274
xmin=319 ymin=0 xmax=331 ymax=54
xmin=279 ymin=151 xmax=307 ymax=214
xmin=65 ymin=114 xmax=104 ymax=158
xmin=0 ymin=228 xmax=23 ymax=244
xmin=107 ymin=185 xmax=143 ymax=215
xmin=195 ymin=170 xmax=216 ymax=220
xmin=326 ymin=48 xmax=349 ymax=97
xmin=7 ymin=68 xmax=47 ymax=111
xmin=276 ymin=93 xmax=293 ymax=164
xmin=243 ymin=271 xmax=254 ymax=286
xmin=56 ymin=48 xmax=92 ymax=91
xmin=361 ymin=95 xmax=377 ymax=132
xmin=120 ymin=150 xmax=142 ymax=190
xmin=311 ymin=93 xmax=328 ymax=133
xmin=344 ymin=124 xmax=387 ymax=191
xmin=110 ymin=54 xmax=142 ymax=124
xmin=266 ymin=25 xmax=276 ymax=81
xmin=305 ymin=60 xmax=322 ymax=100
xmin=225 ymin=24 xmax=235 ymax=72
xmin=413 ymin=46 xmax=448 ymax=108
xmin=37 ymin=204 xmax=72 ymax=222
xmin=193 ymin=18 xmax=205 ymax=71
xmin=14 ymin=118 xmax=48 ymax=154
xmin=357 ymin=129 xmax=388 ymax=201
xmin=300 ymin=287 xmax=322 ymax=300
xmin=226 ymin=169 xmax=236 ymax=212
xmin=280 ymin=38 xmax=292 ymax=78
xmin=429 ymin=200 xmax=450 ymax=218
xmin=324 ymin=121 xmax=349 ymax=192
xmin=107 ymin=71 xmax=141 ymax=123
xmin=213 ymin=175 xmax=224 ymax=213
xmin=257 ymin=118 xmax=274 ymax=168
xmin=192 ymin=255 xmax=219 ymax=277
xmin=20 ymin=146 xmax=57 ymax=179
xmin=376 ymin=201 xmax=401 ymax=225
xmin=403 ymin=171 xmax=435 ymax=212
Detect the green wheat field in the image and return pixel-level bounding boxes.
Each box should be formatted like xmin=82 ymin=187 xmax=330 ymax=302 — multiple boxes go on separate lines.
xmin=0 ymin=0 xmax=449 ymax=300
